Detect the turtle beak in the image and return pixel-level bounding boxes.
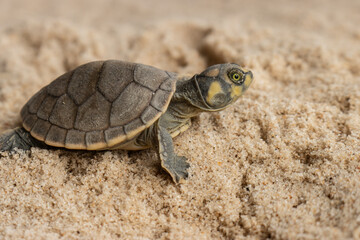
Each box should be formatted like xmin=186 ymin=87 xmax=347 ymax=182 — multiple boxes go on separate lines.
xmin=242 ymin=71 xmax=254 ymax=92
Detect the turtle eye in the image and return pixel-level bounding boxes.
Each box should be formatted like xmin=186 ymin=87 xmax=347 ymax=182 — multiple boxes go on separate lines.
xmin=228 ymin=69 xmax=244 ymax=84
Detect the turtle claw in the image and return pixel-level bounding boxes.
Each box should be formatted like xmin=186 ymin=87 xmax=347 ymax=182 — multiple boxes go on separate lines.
xmin=167 ymin=156 xmax=190 ymax=183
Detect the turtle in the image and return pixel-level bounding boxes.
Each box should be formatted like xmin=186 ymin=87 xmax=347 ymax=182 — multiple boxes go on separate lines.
xmin=0 ymin=60 xmax=253 ymax=183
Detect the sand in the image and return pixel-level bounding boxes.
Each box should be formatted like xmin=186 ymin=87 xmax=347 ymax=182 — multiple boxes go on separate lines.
xmin=0 ymin=0 xmax=360 ymax=239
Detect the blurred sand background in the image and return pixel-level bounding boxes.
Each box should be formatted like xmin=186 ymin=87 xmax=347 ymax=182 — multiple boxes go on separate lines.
xmin=1 ymin=0 xmax=360 ymax=239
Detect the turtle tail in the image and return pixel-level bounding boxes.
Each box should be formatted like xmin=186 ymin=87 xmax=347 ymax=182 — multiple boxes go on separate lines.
xmin=0 ymin=127 xmax=48 ymax=151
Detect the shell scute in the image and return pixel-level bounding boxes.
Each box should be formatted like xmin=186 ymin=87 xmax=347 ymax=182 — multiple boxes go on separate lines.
xmin=49 ymin=94 xmax=77 ymax=129
xmin=27 ymin=88 xmax=47 ymax=114
xmin=67 ymin=61 xmax=103 ymax=105
xmin=134 ymin=64 xmax=169 ymax=91
xmin=98 ymin=60 xmax=135 ymax=102
xmin=74 ymin=92 xmax=111 ymax=132
xmin=45 ymin=125 xmax=67 ymax=147
xmin=110 ymin=82 xmax=153 ymax=127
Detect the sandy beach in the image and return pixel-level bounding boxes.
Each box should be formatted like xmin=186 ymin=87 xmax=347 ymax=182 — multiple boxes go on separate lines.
xmin=0 ymin=0 xmax=360 ymax=239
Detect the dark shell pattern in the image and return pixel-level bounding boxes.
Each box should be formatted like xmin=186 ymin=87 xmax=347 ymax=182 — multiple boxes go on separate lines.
xmin=20 ymin=60 xmax=176 ymax=150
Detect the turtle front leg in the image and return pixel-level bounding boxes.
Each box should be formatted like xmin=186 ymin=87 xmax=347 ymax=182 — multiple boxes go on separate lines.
xmin=156 ymin=125 xmax=190 ymax=183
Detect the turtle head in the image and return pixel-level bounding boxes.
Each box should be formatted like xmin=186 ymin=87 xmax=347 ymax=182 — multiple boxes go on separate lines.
xmin=191 ymin=63 xmax=253 ymax=111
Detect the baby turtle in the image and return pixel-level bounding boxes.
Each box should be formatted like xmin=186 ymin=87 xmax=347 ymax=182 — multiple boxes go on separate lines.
xmin=0 ymin=60 xmax=253 ymax=183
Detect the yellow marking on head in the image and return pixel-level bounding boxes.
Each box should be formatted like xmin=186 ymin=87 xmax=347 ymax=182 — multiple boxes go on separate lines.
xmin=231 ymin=85 xmax=243 ymax=98
xmin=244 ymin=73 xmax=253 ymax=89
xmin=204 ymin=68 xmax=219 ymax=77
xmin=206 ymin=81 xmax=223 ymax=104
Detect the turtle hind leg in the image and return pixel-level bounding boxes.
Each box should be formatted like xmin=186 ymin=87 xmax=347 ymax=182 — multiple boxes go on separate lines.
xmin=0 ymin=127 xmax=47 ymax=151
xmin=156 ymin=125 xmax=190 ymax=183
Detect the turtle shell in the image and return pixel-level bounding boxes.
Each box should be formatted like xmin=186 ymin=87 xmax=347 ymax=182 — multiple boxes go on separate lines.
xmin=20 ymin=60 xmax=177 ymax=150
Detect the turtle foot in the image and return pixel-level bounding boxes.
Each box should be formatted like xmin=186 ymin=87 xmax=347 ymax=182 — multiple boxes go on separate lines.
xmin=162 ymin=155 xmax=190 ymax=183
